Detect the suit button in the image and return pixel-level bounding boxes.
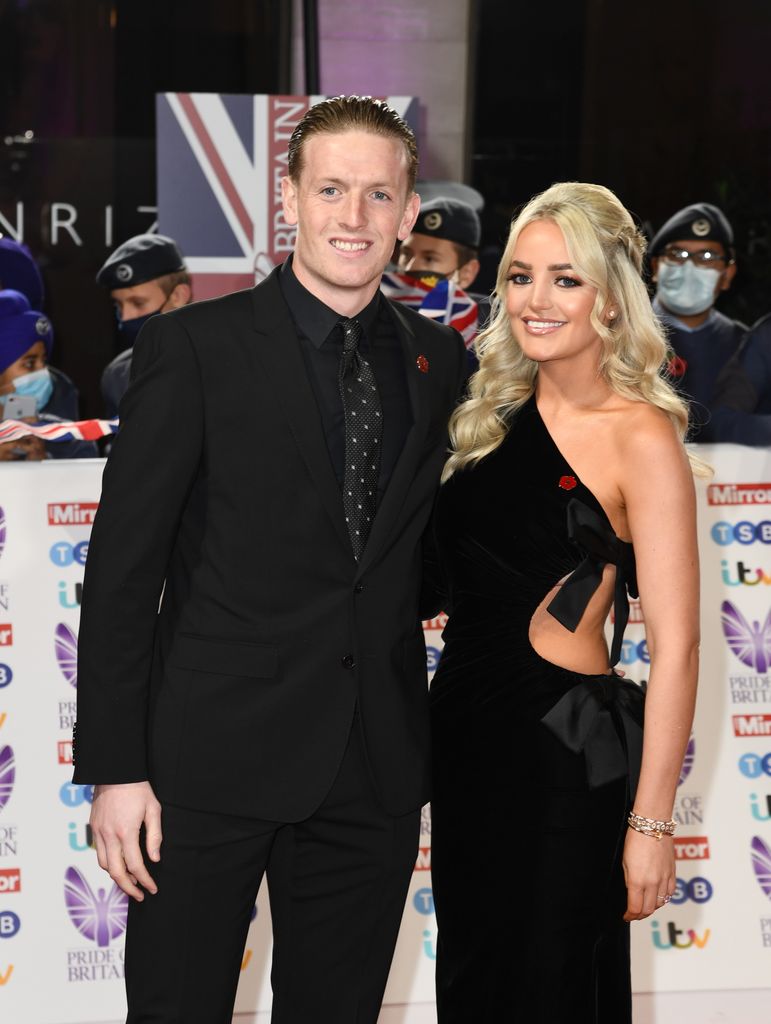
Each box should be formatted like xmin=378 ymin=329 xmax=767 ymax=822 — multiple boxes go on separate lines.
xmin=341 ymin=654 xmax=355 ymax=669
xmin=354 ymin=583 xmax=364 ymax=594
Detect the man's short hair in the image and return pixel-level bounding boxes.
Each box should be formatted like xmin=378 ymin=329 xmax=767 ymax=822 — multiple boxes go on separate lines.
xmin=155 ymin=269 xmax=192 ymax=298
xmin=287 ymin=95 xmax=418 ymax=193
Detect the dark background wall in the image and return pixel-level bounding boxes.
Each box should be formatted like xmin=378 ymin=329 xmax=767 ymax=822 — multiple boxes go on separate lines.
xmin=1 ymin=0 xmax=770 ymax=415
xmin=0 ymin=0 xmax=289 ymax=416
xmin=471 ymin=0 xmax=771 ymax=322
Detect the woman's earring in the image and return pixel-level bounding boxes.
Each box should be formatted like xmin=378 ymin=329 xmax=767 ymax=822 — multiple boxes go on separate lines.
xmin=608 ymin=310 xmax=616 ymax=319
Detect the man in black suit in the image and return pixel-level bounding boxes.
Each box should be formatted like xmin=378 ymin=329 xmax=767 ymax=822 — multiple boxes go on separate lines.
xmin=73 ymin=95 xmax=466 ymax=1023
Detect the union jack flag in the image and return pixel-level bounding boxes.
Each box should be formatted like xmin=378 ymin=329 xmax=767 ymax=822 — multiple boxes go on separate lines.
xmin=0 ymin=418 xmax=118 ymax=444
xmin=157 ymin=93 xmax=419 ymax=302
xmin=380 ymin=272 xmax=479 ymax=346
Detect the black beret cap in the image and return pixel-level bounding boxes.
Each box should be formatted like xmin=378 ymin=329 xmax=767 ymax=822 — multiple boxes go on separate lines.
xmin=650 ymin=203 xmax=733 ymax=256
xmin=96 ymin=233 xmax=186 ymax=289
xmin=413 ymin=198 xmax=481 ymax=250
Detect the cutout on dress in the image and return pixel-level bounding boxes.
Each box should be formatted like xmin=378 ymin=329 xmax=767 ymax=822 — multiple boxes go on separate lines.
xmin=528 ymin=564 xmax=617 ymax=676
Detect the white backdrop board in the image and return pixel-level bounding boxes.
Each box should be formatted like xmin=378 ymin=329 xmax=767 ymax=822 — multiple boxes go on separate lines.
xmin=1 ymin=445 xmax=770 ymax=1021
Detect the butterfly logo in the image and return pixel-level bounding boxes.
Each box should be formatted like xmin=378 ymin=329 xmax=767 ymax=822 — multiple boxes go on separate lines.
xmin=679 ymin=735 xmax=695 ymax=786
xmin=720 ymin=600 xmax=771 ymax=673
xmin=751 ymin=836 xmax=771 ymax=900
xmin=0 ymin=506 xmax=5 ymax=560
xmin=0 ymin=744 xmax=15 ymax=811
xmin=64 ymin=866 xmax=128 ymax=947
xmin=55 ymin=623 xmax=78 ymax=687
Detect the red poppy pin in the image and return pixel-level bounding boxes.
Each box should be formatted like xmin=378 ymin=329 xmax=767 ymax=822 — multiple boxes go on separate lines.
xmin=416 ymin=354 xmax=429 ymax=373
xmin=559 ymin=475 xmax=577 ymax=490
xmin=667 ymin=355 xmax=688 ymax=378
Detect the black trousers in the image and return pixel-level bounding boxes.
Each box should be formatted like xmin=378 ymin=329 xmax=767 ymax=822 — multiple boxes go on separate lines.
xmin=124 ymin=721 xmax=420 ymax=1023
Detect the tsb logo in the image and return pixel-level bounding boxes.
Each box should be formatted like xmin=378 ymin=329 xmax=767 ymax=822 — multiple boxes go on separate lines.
xmin=60 ymin=782 xmax=94 ymax=807
xmin=49 ymin=541 xmax=89 ymax=567
xmin=619 ymin=639 xmax=649 ymax=665
xmin=711 ymin=521 xmax=771 ymax=546
xmin=426 ymin=646 xmax=441 ymax=672
xmin=671 ymin=876 xmax=713 ymax=905
xmin=413 ymin=887 xmax=434 ymax=915
xmin=740 ymin=753 xmax=771 ymax=777
xmin=0 ymin=911 xmax=20 ymax=938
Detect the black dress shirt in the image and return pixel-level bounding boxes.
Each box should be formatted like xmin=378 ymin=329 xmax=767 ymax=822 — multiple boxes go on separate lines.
xmin=279 ymin=257 xmax=412 ymax=501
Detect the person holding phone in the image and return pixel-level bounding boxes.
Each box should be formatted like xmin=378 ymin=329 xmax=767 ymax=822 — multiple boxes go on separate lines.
xmin=0 ymin=288 xmax=95 ymax=459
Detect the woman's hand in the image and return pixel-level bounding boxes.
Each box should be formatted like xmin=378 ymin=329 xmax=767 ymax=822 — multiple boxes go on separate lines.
xmin=622 ymin=827 xmax=676 ymax=921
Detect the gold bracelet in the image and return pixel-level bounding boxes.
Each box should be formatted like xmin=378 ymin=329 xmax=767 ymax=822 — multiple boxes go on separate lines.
xmin=627 ymin=811 xmax=676 ymax=841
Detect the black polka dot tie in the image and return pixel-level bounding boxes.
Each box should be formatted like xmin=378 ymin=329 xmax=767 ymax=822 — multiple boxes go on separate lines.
xmin=338 ymin=317 xmax=382 ymax=560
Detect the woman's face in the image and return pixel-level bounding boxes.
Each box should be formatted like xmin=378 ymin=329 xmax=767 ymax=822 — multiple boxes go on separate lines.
xmin=505 ymin=220 xmax=601 ymax=368
xmin=0 ymin=341 xmax=47 ymax=394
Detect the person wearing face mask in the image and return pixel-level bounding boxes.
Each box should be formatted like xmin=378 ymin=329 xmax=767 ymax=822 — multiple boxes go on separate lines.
xmin=97 ymin=234 xmax=191 ymax=417
xmin=649 ymin=202 xmax=745 ymax=440
xmin=397 ymin=197 xmax=489 ymax=367
xmin=0 ymin=289 xmax=96 ymax=460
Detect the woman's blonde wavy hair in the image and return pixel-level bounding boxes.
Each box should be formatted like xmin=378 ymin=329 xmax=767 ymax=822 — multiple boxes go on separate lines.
xmin=443 ymin=181 xmax=706 ymax=481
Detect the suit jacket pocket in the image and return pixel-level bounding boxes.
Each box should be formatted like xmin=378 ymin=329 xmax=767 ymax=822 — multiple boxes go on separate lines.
xmin=169 ymin=633 xmax=278 ymax=679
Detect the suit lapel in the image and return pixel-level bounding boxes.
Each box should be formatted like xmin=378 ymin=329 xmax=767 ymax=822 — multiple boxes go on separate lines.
xmin=250 ymin=271 xmax=354 ymax=561
xmin=357 ymin=301 xmax=431 ymax=576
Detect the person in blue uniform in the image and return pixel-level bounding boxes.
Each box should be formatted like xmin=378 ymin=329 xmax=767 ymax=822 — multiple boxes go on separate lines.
xmin=426 ymin=182 xmax=700 ymax=1022
xmin=0 ymin=239 xmax=80 ymax=420
xmin=0 ymin=289 xmax=95 ymax=458
xmin=397 ymin=197 xmax=489 ymax=368
xmin=705 ymin=308 xmax=771 ymax=445
xmin=649 ymin=202 xmax=749 ymax=441
xmin=97 ymin=234 xmax=191 ymax=417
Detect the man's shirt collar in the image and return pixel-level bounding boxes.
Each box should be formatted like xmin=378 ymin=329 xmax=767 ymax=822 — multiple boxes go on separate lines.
xmin=281 ymin=255 xmax=381 ymax=348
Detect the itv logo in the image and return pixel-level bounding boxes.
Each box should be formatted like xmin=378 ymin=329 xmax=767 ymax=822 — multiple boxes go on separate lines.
xmin=651 ymin=920 xmax=710 ymax=950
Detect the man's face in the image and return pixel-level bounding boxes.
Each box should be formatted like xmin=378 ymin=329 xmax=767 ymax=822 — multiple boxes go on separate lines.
xmin=398 ymin=233 xmax=460 ymax=277
xmin=651 ymin=238 xmax=736 ymax=303
xmin=398 ymin=232 xmax=480 ymax=290
xmin=110 ymin=280 xmax=169 ymax=321
xmin=281 ymin=130 xmax=420 ymax=313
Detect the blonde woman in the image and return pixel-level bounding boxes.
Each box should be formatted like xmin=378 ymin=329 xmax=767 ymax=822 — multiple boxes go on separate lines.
xmin=427 ymin=182 xmax=699 ymax=1022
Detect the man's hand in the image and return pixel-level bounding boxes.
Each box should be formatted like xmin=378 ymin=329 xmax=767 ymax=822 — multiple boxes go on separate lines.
xmin=89 ymin=781 xmax=162 ymax=901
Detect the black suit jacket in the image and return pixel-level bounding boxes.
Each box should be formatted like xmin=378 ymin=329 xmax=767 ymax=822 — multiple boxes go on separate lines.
xmin=73 ymin=268 xmax=466 ymax=820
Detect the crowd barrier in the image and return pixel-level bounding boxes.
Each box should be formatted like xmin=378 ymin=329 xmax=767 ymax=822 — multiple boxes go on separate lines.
xmin=1 ymin=444 xmax=770 ymax=1020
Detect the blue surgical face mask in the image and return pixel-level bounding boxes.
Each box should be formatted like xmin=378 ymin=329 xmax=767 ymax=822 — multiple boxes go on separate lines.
xmin=13 ymin=366 xmax=53 ymax=412
xmin=117 ymin=307 xmax=163 ymax=345
xmin=656 ymin=260 xmax=722 ymax=318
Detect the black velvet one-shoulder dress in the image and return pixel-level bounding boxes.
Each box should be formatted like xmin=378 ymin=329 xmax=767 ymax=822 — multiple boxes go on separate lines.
xmin=429 ymin=394 xmax=644 ymax=1023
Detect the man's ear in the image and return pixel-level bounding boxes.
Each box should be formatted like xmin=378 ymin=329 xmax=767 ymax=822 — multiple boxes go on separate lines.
xmin=397 ymin=192 xmax=421 ymax=243
xmin=166 ymin=283 xmax=192 ymax=310
xmin=457 ymin=259 xmax=480 ymax=291
xmin=650 ymin=255 xmax=659 ymax=285
xmin=720 ymin=260 xmax=738 ymax=293
xmin=282 ymin=175 xmax=299 ymax=226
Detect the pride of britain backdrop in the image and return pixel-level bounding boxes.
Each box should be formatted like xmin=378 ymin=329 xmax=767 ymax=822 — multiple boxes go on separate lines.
xmin=1 ymin=444 xmax=771 ymax=1020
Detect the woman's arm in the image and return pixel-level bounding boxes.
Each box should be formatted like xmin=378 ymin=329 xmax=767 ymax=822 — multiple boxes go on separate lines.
xmin=617 ymin=407 xmax=700 ymax=921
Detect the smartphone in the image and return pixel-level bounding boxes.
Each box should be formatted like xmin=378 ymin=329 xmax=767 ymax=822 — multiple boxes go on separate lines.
xmin=2 ymin=394 xmax=38 ymax=419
